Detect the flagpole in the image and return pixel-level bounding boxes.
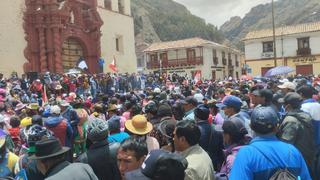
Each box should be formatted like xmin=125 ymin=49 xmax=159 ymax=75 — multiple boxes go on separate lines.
xmin=272 ymin=0 xmax=277 ymax=67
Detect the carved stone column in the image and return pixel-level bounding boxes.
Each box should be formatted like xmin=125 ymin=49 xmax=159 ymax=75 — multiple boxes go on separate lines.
xmin=38 ymin=28 xmax=48 ymax=72
xmin=53 ymin=28 xmax=63 ymax=73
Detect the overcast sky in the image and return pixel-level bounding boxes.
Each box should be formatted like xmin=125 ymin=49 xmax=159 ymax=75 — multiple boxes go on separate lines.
xmin=173 ymin=0 xmax=272 ymax=27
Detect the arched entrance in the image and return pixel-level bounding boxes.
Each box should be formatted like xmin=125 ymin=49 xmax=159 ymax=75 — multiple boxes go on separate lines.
xmin=62 ymin=38 xmax=84 ymax=72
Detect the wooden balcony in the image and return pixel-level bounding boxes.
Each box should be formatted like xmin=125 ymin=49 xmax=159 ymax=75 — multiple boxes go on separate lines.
xmin=297 ymin=48 xmax=311 ymax=56
xmin=147 ymin=61 xmax=160 ymax=69
xmin=147 ymin=57 xmax=203 ymax=69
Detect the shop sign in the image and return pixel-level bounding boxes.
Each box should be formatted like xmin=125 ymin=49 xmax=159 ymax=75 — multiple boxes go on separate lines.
xmin=292 ymin=56 xmax=317 ymax=63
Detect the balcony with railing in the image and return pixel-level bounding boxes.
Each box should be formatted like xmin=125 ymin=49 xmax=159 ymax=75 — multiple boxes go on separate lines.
xmin=297 ymin=48 xmax=311 ymax=56
xmin=146 ymin=57 xmax=203 ymax=69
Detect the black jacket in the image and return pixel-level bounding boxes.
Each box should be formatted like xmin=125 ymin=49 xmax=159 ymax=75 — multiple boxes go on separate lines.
xmin=76 ymin=141 xmax=121 ymax=180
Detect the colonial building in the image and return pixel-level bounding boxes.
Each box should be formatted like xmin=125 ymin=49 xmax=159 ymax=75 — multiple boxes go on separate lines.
xmin=243 ymin=22 xmax=320 ymax=76
xmin=0 ymin=0 xmax=137 ymax=77
xmin=143 ymin=37 xmax=241 ymax=80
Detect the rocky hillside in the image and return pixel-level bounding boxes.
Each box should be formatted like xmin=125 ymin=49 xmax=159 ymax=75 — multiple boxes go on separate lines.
xmin=131 ymin=0 xmax=225 ymax=61
xmin=221 ymin=0 xmax=320 ymax=50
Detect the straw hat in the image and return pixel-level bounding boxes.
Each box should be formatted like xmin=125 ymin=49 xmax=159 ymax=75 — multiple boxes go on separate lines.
xmin=107 ymin=104 xmax=117 ymax=112
xmin=27 ymin=103 xmax=40 ymax=110
xmin=125 ymin=115 xmax=153 ymax=135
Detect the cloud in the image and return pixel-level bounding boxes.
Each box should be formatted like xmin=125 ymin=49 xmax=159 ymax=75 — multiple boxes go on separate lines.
xmin=173 ymin=0 xmax=271 ymax=27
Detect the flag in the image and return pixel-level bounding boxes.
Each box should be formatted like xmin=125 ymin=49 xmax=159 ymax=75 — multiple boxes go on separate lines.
xmin=194 ymin=71 xmax=201 ymax=84
xmin=42 ymin=85 xmax=48 ymax=105
xmin=77 ymin=57 xmax=88 ymax=70
xmin=109 ymin=56 xmax=118 ymax=72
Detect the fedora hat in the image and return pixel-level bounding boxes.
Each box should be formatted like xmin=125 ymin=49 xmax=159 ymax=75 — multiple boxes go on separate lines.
xmin=107 ymin=104 xmax=117 ymax=112
xmin=125 ymin=115 xmax=153 ymax=135
xmin=29 ymin=138 xmax=70 ymax=160
xmin=15 ymin=103 xmax=26 ymax=111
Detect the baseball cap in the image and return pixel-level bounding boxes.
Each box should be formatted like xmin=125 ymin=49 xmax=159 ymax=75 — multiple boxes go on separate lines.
xmin=278 ymin=92 xmax=302 ymax=108
xmin=50 ymin=105 xmax=61 ymax=115
xmin=297 ymin=85 xmax=317 ymax=98
xmin=141 ymin=149 xmax=188 ymax=179
xmin=108 ymin=116 xmax=121 ymax=131
xmin=216 ymin=96 xmax=242 ymax=109
xmin=180 ymin=96 xmax=198 ymax=107
xmin=278 ymin=82 xmax=296 ymax=90
xmin=194 ymin=104 xmax=210 ymax=120
xmin=251 ymin=106 xmax=279 ymax=133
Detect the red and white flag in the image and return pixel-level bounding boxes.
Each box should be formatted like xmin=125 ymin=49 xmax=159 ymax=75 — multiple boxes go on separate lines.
xmin=194 ymin=71 xmax=201 ymax=84
xmin=109 ymin=56 xmax=118 ymax=72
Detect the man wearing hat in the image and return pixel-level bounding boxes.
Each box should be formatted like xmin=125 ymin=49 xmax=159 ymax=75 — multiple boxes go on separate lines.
xmin=125 ymin=115 xmax=159 ymax=152
xmin=149 ymin=103 xmax=174 ymax=147
xmin=278 ymin=81 xmax=296 ymax=95
xmin=217 ymin=96 xmax=252 ymax=136
xmin=194 ymin=104 xmax=224 ymax=171
xmin=141 ymin=149 xmax=188 ymax=180
xmin=30 ymin=138 xmax=98 ymax=180
xmin=77 ymin=118 xmax=121 ymax=180
xmin=230 ymin=106 xmax=311 ymax=179
xmin=181 ymin=96 xmax=198 ymax=121
xmin=0 ymin=134 xmax=19 ymax=177
xmin=277 ymin=92 xmax=316 ymax=177
xmin=44 ymin=105 xmax=73 ymax=148
xmin=108 ymin=116 xmax=130 ymax=143
xmin=297 ymin=85 xmax=320 ymax=148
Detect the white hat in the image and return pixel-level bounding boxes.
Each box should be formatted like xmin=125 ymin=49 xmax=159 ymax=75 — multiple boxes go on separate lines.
xmin=278 ymin=82 xmax=296 ymax=90
xmin=50 ymin=105 xmax=61 ymax=115
xmin=154 ymin=88 xmax=161 ymax=93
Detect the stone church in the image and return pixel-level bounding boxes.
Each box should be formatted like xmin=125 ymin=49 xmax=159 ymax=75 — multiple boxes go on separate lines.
xmin=0 ymin=0 xmax=137 ymax=76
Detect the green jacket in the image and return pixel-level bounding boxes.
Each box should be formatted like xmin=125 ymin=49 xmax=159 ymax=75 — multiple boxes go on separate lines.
xmin=277 ymin=109 xmax=316 ymax=170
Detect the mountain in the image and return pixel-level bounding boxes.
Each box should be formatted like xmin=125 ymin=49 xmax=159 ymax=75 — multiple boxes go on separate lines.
xmin=131 ymin=0 xmax=225 ymax=61
xmin=220 ymin=0 xmax=320 ymax=50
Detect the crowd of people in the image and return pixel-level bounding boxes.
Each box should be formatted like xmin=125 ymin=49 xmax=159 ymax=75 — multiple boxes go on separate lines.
xmin=0 ymin=71 xmax=319 ymax=180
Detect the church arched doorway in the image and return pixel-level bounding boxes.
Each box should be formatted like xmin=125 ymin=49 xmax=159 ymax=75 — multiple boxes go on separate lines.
xmin=62 ymin=38 xmax=84 ymax=72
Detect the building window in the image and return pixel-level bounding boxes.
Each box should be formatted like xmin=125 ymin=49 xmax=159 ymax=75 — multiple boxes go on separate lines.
xmin=118 ymin=0 xmax=125 ymax=14
xmin=115 ymin=36 xmax=123 ymax=52
xmin=104 ymin=0 xmax=112 ymax=10
xmin=187 ymin=49 xmax=196 ymax=60
xmin=298 ymin=37 xmax=310 ymax=49
xmin=213 ymin=49 xmax=218 ymax=65
xmin=150 ymin=54 xmax=157 ymax=61
xmin=263 ymin=41 xmax=274 ymax=52
xmin=235 ymin=54 xmax=239 ymax=67
xmin=222 ymin=51 xmax=226 ymax=65
xmin=297 ymin=37 xmax=311 ymax=55
xmin=228 ymin=53 xmax=232 ymax=66
xmin=212 ymin=49 xmax=217 ymax=58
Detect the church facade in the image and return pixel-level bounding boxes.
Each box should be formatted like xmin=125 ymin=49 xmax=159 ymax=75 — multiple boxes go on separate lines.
xmin=0 ymin=0 xmax=137 ymax=76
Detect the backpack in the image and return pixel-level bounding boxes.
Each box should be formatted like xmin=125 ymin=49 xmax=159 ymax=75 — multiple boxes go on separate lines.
xmin=251 ymin=145 xmax=296 ymax=180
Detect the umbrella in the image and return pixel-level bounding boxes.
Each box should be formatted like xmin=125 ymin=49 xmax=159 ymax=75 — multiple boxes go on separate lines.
xmin=264 ymin=66 xmax=295 ymax=77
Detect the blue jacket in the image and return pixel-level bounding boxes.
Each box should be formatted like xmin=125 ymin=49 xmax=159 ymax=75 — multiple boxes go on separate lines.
xmin=229 ymin=135 xmax=311 ymax=180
